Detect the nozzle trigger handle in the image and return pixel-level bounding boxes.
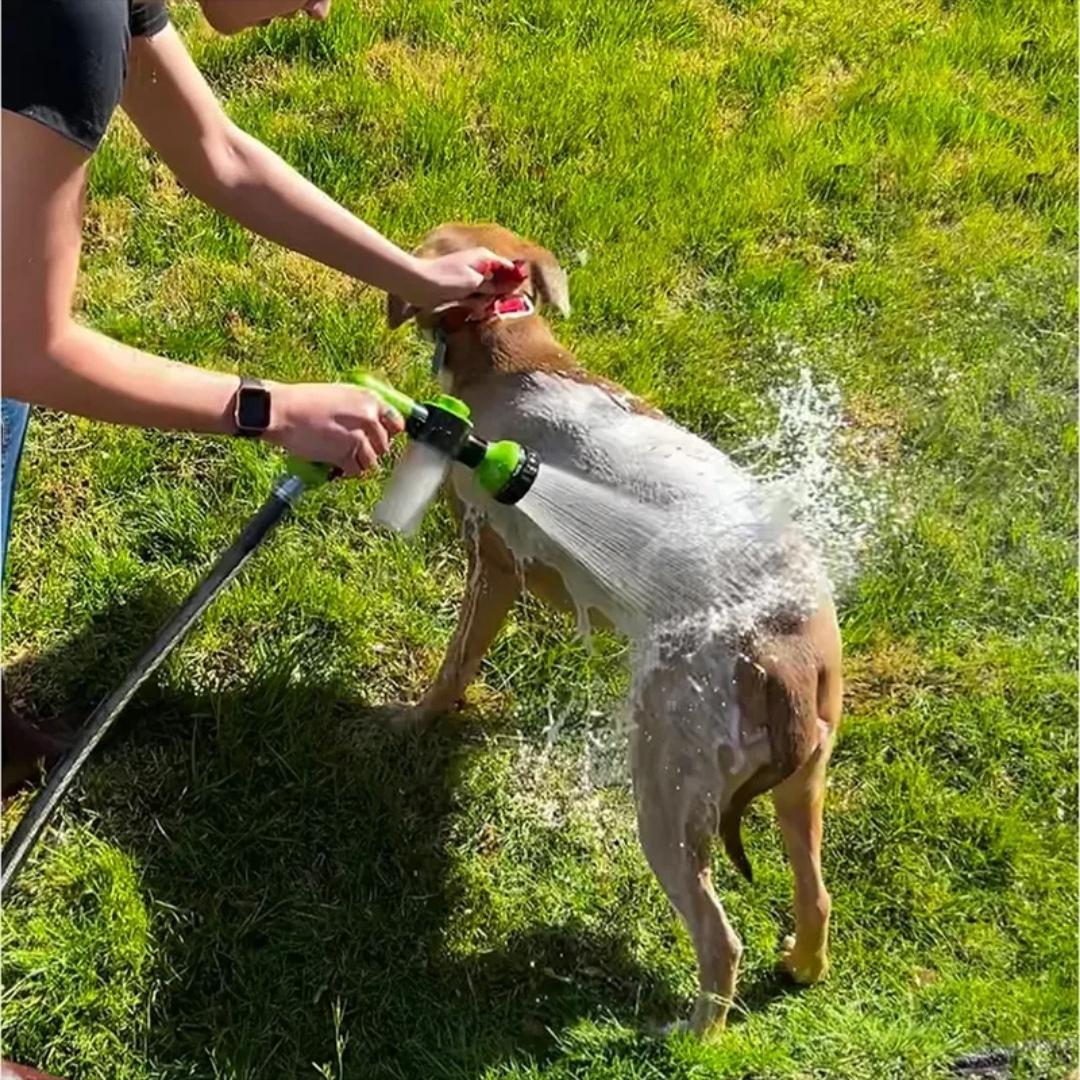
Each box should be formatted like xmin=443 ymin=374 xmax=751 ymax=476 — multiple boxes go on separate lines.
xmin=348 ymin=370 xmax=418 ymax=420
xmin=283 ymin=372 xmax=421 ymax=485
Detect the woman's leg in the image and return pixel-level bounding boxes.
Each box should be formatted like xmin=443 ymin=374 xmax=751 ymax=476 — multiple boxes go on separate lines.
xmin=1 ymin=398 xmax=68 ymax=798
xmin=1 ymin=397 xmax=31 ymax=575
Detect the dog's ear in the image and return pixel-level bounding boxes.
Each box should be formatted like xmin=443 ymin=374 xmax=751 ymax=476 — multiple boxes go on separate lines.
xmin=386 ymin=293 xmax=417 ymax=329
xmin=526 ymin=249 xmax=571 ymax=318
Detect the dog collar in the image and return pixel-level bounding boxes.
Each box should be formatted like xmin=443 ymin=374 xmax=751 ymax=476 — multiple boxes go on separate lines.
xmin=431 ymin=293 xmax=536 ymax=374
xmin=437 ymin=292 xmax=535 ymax=333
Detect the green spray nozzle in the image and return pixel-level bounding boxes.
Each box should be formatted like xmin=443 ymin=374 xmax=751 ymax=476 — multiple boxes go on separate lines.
xmin=475 ymin=440 xmax=541 ymax=505
xmin=352 ymin=370 xmax=540 ymax=505
xmin=284 ymin=372 xmax=539 ymax=506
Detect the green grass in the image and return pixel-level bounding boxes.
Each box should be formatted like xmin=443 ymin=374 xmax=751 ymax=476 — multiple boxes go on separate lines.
xmin=2 ymin=0 xmax=1076 ymax=1076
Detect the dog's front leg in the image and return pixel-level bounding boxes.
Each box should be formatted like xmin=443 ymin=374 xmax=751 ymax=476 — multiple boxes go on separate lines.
xmin=394 ymin=524 xmax=522 ymax=728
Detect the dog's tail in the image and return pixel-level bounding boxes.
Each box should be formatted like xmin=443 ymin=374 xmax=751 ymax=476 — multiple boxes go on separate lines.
xmin=719 ymin=640 xmax=826 ymax=883
xmin=719 ymin=762 xmax=785 ymax=882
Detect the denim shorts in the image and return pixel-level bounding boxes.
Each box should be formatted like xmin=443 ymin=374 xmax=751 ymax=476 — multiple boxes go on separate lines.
xmin=1 ymin=398 xmax=31 ymax=579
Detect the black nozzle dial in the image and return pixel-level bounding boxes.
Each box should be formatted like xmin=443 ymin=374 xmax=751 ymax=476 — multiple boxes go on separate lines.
xmin=495 ymin=446 xmax=540 ymax=505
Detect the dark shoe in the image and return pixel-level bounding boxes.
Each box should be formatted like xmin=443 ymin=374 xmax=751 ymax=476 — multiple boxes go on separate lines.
xmin=2 ymin=699 xmax=70 ymax=799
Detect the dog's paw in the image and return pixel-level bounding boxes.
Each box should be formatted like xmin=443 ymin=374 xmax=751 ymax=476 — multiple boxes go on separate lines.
xmin=779 ymin=934 xmax=829 ymax=985
xmin=645 ymin=1001 xmax=728 ymax=1042
xmin=689 ymin=994 xmax=732 ymax=1041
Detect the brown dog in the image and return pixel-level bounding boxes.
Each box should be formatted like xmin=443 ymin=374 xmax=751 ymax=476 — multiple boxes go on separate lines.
xmin=386 ymin=223 xmax=843 ymax=1036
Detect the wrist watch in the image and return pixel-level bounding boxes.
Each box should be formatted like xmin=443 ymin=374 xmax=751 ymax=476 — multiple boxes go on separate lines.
xmin=233 ymin=377 xmax=272 ymax=437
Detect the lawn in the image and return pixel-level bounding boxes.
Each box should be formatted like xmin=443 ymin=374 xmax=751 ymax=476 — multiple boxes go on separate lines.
xmin=2 ymin=0 xmax=1077 ymax=1077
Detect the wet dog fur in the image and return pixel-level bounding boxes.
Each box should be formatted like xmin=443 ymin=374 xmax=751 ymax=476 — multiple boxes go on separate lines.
xmin=385 ymin=223 xmax=843 ymax=1036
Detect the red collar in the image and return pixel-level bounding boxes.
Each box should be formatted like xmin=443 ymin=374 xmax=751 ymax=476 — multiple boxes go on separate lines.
xmin=436 ymin=292 xmax=536 ymax=333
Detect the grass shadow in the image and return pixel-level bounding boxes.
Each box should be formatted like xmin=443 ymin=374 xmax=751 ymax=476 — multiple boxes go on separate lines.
xmin=732 ymin=964 xmax=805 ymax=1021
xmin=3 ymin=584 xmax=177 ymax=733
xmin=3 ymin=609 xmax=680 ymax=1078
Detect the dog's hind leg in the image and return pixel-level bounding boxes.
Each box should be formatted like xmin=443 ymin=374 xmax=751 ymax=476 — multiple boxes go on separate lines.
xmin=396 ymin=524 xmax=521 ymax=727
xmin=771 ymin=728 xmax=835 ymax=984
xmin=632 ymin=726 xmax=741 ymax=1037
xmin=771 ymin=605 xmax=842 ymax=983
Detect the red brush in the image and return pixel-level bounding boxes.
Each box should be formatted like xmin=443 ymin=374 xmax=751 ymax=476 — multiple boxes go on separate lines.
xmin=483 ymin=259 xmax=529 ymax=290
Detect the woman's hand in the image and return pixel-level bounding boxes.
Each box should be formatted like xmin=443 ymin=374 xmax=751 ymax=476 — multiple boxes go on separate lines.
xmin=263 ymin=382 xmax=405 ymax=477
xmin=402 ymin=247 xmax=518 ymax=310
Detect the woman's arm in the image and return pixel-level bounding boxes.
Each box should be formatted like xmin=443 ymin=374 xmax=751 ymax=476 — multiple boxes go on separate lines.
xmin=1 ymin=109 xmax=400 ymax=476
xmin=1 ymin=109 xmax=241 ymax=432
xmin=122 ymin=25 xmax=507 ymax=308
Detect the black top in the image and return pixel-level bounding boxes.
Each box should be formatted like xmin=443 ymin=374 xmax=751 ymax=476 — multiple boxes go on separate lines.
xmin=2 ymin=0 xmax=170 ymax=152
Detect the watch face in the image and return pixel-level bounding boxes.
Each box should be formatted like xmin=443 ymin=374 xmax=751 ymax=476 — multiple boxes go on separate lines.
xmin=237 ymin=386 xmax=272 ymax=431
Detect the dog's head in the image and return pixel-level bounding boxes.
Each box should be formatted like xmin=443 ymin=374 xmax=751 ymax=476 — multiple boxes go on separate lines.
xmin=386 ymin=223 xmax=570 ymax=331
